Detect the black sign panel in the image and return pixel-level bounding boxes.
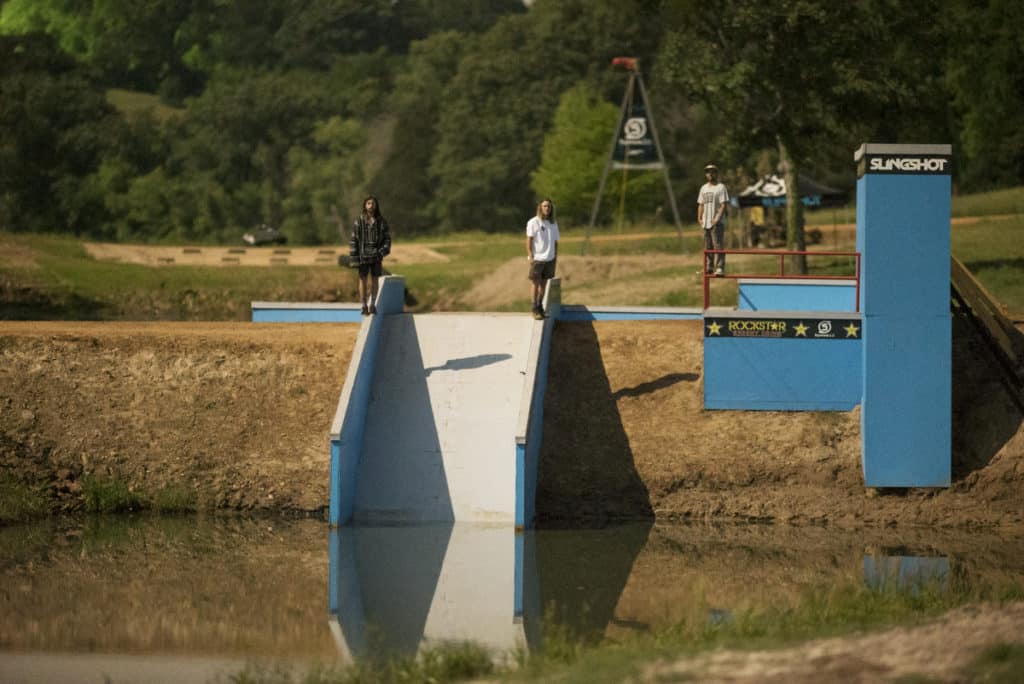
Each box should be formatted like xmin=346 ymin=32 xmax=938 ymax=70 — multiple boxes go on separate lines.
xmin=612 ymin=78 xmax=660 ymax=169
xmin=857 ymin=153 xmax=953 ymax=178
xmin=704 ymin=317 xmax=861 ymax=340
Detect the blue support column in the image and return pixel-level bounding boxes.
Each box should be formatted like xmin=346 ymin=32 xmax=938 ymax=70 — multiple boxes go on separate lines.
xmin=856 ymin=144 xmax=952 ymax=487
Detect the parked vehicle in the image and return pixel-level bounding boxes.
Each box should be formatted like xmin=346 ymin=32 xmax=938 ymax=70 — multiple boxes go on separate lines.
xmin=242 ymin=224 xmax=287 ymax=246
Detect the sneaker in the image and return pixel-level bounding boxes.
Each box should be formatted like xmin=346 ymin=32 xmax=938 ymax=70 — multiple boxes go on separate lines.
xmin=361 ymin=305 xmax=369 ymax=316
xmin=369 ymin=304 xmax=377 ymax=315
xmin=533 ymin=309 xmax=545 ymax=320
xmin=714 ymin=268 xmax=724 ymax=276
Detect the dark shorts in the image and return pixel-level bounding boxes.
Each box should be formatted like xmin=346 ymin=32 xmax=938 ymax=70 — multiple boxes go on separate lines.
xmin=358 ymin=261 xmax=383 ymax=278
xmin=529 ymin=258 xmax=556 ymax=282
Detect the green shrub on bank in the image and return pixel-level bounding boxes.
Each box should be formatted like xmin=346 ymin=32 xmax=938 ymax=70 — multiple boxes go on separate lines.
xmin=81 ymin=476 xmax=145 ymax=513
xmin=0 ymin=475 xmax=50 ymax=523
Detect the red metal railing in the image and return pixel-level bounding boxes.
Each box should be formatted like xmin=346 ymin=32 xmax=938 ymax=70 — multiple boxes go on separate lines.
xmin=702 ymin=249 xmax=861 ymax=311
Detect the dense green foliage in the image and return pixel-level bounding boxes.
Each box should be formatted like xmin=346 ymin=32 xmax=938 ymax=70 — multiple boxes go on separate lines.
xmin=1 ymin=0 xmax=1023 ymax=243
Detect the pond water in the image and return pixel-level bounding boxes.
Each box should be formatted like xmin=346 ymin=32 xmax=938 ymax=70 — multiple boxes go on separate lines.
xmin=1 ymin=516 xmax=1022 ymax=683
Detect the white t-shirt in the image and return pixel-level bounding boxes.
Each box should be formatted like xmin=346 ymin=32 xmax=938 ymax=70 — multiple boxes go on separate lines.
xmin=698 ymin=182 xmax=729 ymax=229
xmin=526 ymin=217 xmax=560 ymax=262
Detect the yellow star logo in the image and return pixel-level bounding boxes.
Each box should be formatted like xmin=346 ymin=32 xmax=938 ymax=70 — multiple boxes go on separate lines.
xmin=706 ymin=321 xmax=722 ymax=336
xmin=794 ymin=322 xmax=808 ymax=337
xmin=844 ymin=322 xmax=860 ymax=338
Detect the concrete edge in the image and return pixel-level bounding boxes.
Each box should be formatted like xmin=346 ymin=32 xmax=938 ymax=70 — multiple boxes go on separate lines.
xmin=329 ymin=276 xmax=405 ymax=438
xmin=515 ymin=278 xmax=561 ymax=442
xmin=328 ymin=276 xmax=405 ymax=526
xmin=252 ymin=301 xmax=362 ymax=310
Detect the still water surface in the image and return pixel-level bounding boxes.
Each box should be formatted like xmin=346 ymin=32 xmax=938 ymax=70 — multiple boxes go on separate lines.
xmin=1 ymin=516 xmax=1022 ymax=683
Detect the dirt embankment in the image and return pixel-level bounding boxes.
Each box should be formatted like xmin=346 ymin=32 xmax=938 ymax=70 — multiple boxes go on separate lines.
xmin=1 ymin=307 xmax=1022 ymax=528
xmin=538 ymin=314 xmax=1024 ymax=529
xmin=1 ymin=322 xmax=357 ymax=514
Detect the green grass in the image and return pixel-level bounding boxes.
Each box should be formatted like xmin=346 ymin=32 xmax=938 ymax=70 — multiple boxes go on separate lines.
xmin=805 ymin=186 xmax=1024 ymax=226
xmin=952 ymin=215 xmax=1024 ymax=315
xmin=1 ymin=231 xmax=353 ymax=320
xmin=952 ymin=186 xmax=1024 ymax=217
xmin=3 ymin=185 xmax=1024 ymax=318
xmin=82 ymin=476 xmax=146 ymax=513
xmin=216 ymin=578 xmax=1024 ymax=684
xmin=222 ymin=641 xmax=496 ymax=684
xmin=0 ymin=474 xmax=51 ymax=524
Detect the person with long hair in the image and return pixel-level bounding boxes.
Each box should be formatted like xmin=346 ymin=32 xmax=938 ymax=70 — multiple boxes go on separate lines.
xmin=349 ymin=195 xmax=391 ymax=315
xmin=526 ymin=198 xmax=559 ymax=319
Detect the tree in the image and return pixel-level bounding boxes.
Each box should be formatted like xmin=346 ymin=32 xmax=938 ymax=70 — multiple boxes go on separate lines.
xmin=944 ymin=0 xmax=1024 ymax=189
xmin=429 ymin=0 xmax=670 ymax=231
xmin=531 ymin=81 xmax=660 ymax=227
xmin=368 ymin=31 xmax=470 ymax=235
xmin=0 ymin=32 xmax=117 ymax=234
xmin=0 ymin=0 xmax=202 ymax=96
xmin=656 ymin=1 xmax=941 ymax=272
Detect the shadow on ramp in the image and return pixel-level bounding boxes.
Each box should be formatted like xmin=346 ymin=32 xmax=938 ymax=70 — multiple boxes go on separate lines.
xmin=424 ymin=353 xmax=513 ymax=376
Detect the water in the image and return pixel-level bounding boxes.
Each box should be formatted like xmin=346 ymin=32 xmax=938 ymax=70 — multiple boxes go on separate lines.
xmin=2 ymin=516 xmax=1022 ymax=682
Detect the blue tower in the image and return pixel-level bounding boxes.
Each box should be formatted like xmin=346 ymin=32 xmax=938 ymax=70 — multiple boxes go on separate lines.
xmin=856 ymin=143 xmax=952 ymax=487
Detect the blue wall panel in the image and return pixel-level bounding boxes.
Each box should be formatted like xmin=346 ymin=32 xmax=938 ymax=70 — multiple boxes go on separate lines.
xmin=704 ymin=337 xmax=861 ymax=411
xmin=252 ymin=305 xmax=362 ymax=323
xmin=857 ymin=174 xmax=951 ymax=318
xmin=738 ymin=281 xmax=857 ymax=313
xmin=558 ymin=306 xmax=702 ymax=321
xmin=861 ymin=315 xmax=950 ymax=487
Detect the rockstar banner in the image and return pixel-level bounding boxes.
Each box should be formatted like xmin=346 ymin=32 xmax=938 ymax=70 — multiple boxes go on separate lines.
xmin=704 ymin=317 xmax=861 ymax=340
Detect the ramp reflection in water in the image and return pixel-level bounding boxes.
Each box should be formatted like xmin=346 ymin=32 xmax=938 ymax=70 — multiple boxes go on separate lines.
xmin=327 ymin=522 xmax=652 ymax=662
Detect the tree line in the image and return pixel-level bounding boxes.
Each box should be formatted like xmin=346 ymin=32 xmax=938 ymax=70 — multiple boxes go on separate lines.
xmin=1 ymin=0 xmax=1021 ymax=245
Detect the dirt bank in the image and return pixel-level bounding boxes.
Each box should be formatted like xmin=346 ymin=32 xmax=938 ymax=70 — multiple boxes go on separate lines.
xmin=1 ymin=309 xmax=1022 ymax=528
xmin=536 ymin=312 xmax=1023 ymax=529
xmin=0 ymin=322 xmax=357 ymax=514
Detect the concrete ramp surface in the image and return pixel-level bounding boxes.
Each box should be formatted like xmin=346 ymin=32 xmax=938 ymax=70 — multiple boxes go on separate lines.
xmin=353 ymin=313 xmax=534 ymax=523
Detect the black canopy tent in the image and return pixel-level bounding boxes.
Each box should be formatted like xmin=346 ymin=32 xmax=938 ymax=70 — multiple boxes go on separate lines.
xmin=733 ymin=173 xmax=847 ymax=209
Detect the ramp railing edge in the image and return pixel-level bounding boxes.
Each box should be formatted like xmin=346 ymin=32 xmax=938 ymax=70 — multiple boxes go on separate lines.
xmin=329 ymin=275 xmax=405 ymax=526
xmin=514 ymin=277 xmax=561 ymax=529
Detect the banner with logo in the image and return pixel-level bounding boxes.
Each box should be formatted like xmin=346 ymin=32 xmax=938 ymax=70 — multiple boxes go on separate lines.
xmin=856 ymin=153 xmax=953 ymax=178
xmin=611 ymin=77 xmax=661 ymax=170
xmin=704 ymin=317 xmax=862 ymax=340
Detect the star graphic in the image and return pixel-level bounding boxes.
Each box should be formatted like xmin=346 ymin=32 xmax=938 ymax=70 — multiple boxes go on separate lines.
xmin=844 ymin=322 xmax=860 ymax=338
xmin=793 ymin=322 xmax=808 ymax=337
xmin=706 ymin=321 xmax=722 ymax=336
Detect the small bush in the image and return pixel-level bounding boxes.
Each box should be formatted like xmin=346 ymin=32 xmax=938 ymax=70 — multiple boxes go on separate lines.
xmin=82 ymin=476 xmax=146 ymax=513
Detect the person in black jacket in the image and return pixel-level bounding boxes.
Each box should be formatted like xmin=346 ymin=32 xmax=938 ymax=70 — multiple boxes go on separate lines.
xmin=349 ymin=196 xmax=391 ymax=315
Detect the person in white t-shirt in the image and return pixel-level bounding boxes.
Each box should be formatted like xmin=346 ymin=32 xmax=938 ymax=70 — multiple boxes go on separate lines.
xmin=697 ymin=163 xmax=729 ymax=275
xmin=526 ymin=198 xmax=560 ymax=320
